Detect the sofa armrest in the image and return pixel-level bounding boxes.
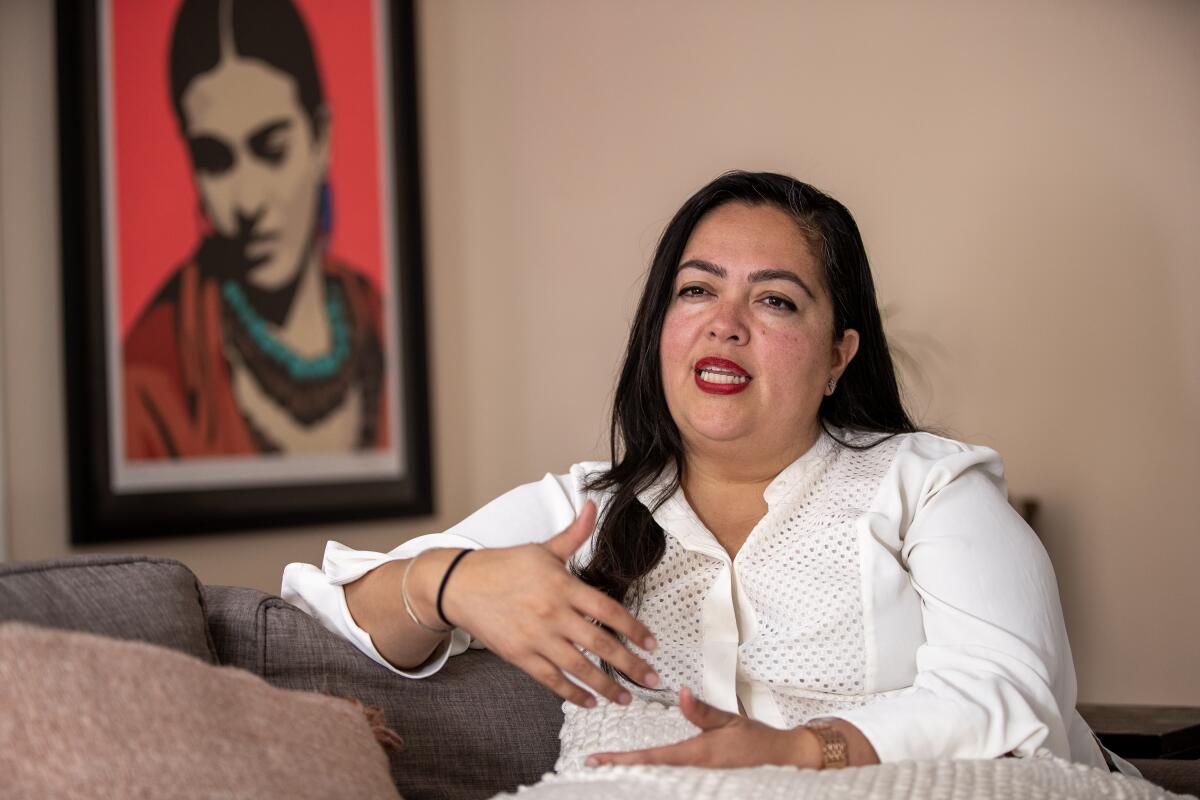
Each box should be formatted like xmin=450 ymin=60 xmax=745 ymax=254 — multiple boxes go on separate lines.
xmin=203 ymin=585 xmax=562 ymax=800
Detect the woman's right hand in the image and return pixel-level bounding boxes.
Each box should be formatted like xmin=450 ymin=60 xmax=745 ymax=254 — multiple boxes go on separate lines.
xmin=439 ymin=500 xmax=660 ymax=708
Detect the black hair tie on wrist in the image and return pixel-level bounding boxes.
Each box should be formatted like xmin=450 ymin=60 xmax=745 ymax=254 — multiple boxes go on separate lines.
xmin=436 ymin=549 xmax=472 ymax=629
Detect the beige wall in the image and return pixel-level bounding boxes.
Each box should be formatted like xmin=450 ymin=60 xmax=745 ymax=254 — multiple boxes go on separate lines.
xmin=1 ymin=0 xmax=1197 ymax=704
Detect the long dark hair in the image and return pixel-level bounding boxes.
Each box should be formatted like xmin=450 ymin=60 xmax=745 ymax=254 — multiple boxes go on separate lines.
xmin=574 ymin=171 xmax=916 ymax=621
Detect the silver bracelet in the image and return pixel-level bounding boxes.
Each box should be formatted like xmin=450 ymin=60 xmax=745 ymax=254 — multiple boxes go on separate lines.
xmin=401 ymin=551 xmax=453 ymax=634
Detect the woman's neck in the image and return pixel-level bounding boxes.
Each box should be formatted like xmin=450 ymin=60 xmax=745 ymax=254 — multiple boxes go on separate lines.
xmin=679 ymin=424 xmax=822 ymax=553
xmin=264 ymin=248 xmax=329 ymax=358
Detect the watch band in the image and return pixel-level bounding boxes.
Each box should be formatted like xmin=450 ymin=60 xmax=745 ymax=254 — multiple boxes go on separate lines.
xmin=806 ymin=720 xmax=849 ymax=769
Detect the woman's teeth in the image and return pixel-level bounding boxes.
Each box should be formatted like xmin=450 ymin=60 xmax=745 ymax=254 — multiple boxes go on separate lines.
xmin=698 ymin=369 xmax=750 ymax=385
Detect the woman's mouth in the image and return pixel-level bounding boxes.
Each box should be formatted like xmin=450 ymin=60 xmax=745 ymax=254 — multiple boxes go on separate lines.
xmin=694 ymin=357 xmax=751 ymax=395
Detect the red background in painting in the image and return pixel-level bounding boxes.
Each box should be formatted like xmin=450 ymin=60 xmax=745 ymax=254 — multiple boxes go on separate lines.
xmin=108 ymin=0 xmax=386 ymax=336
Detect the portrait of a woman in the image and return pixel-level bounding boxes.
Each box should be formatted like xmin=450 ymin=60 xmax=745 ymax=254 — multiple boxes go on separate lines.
xmin=122 ymin=0 xmax=388 ymax=460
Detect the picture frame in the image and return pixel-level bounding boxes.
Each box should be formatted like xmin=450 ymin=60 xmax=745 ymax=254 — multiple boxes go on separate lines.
xmin=58 ymin=0 xmax=431 ymax=543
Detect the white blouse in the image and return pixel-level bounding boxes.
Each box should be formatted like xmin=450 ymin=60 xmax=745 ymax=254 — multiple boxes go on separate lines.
xmin=282 ymin=430 xmax=1113 ymax=771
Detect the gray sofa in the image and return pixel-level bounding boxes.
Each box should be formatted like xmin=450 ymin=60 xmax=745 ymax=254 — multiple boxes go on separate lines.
xmin=1 ymin=554 xmax=1196 ymax=799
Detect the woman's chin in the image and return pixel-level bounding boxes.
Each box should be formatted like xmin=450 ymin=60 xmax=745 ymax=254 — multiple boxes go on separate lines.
xmin=244 ymin=253 xmax=307 ymax=290
xmin=681 ymin=417 xmax=815 ymax=460
xmin=683 ymin=422 xmax=762 ymax=451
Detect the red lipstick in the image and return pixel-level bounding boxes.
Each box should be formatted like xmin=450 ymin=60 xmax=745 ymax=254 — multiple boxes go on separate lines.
xmin=693 ymin=356 xmax=752 ymax=395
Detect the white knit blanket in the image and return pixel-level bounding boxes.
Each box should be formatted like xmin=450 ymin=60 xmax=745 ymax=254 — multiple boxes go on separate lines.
xmin=496 ymin=758 xmax=1182 ymax=800
xmin=491 ymin=698 xmax=1185 ymax=799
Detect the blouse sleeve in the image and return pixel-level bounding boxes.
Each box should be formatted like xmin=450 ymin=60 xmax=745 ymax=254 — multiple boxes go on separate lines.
xmin=835 ymin=438 xmax=1081 ymax=763
xmin=280 ymin=464 xmax=600 ymax=679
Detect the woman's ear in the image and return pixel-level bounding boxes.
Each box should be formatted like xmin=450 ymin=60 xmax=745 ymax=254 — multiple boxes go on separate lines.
xmin=830 ymin=328 xmax=860 ymax=383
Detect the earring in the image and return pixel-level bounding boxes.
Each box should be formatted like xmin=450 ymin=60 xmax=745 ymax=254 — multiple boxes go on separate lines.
xmin=318 ymin=181 xmax=333 ymax=237
xmin=826 ymin=378 xmax=837 ymax=395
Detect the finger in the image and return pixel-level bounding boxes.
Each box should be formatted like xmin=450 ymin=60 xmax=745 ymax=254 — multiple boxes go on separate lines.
xmin=568 ymin=617 xmax=659 ymax=689
xmin=523 ymin=653 xmax=597 ymax=709
xmin=545 ymin=640 xmax=632 ymax=706
xmin=678 ymin=686 xmax=736 ymax=730
xmin=570 ymin=584 xmax=657 ymax=652
xmin=587 ymin=737 xmax=705 ymax=768
xmin=543 ymin=500 xmax=597 ymax=563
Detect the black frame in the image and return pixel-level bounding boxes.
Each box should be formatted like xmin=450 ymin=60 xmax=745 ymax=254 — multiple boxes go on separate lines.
xmin=58 ymin=0 xmax=432 ymax=543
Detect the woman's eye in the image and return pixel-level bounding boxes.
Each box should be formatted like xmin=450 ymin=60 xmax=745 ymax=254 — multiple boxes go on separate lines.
xmin=762 ymin=295 xmax=797 ymax=312
xmin=251 ymin=137 xmax=288 ymax=166
xmin=248 ymin=121 xmax=293 ymax=167
xmin=678 ymin=286 xmax=707 ymax=298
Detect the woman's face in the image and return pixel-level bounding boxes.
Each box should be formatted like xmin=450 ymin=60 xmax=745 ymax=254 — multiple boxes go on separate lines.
xmin=660 ymin=202 xmax=859 ymax=466
xmin=181 ymin=56 xmax=328 ymax=289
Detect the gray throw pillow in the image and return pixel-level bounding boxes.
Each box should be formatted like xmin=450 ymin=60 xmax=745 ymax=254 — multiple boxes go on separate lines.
xmin=0 ymin=555 xmax=215 ymax=662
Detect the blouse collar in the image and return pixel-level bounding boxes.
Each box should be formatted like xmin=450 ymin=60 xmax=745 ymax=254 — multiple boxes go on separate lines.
xmin=635 ymin=429 xmax=839 ymax=556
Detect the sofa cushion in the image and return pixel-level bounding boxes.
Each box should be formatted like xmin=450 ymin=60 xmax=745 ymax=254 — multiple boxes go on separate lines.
xmin=1129 ymin=759 xmax=1200 ymax=797
xmin=204 ymin=584 xmax=269 ymax=670
xmin=0 ymin=622 xmax=402 ymax=799
xmin=204 ymin=585 xmax=563 ymax=800
xmin=0 ymin=555 xmax=215 ymax=662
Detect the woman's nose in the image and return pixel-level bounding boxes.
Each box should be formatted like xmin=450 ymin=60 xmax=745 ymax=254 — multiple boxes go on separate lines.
xmin=233 ymin=187 xmax=266 ymax=225
xmin=707 ymin=302 xmax=750 ymax=343
xmin=231 ymin=166 xmax=270 ymax=224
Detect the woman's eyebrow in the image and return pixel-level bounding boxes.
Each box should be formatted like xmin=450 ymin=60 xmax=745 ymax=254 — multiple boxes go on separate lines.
xmin=246 ymin=118 xmax=293 ymax=149
xmin=747 ymin=268 xmax=815 ymax=300
xmin=678 ymin=259 xmax=727 ymax=279
xmin=678 ymin=259 xmax=814 ymax=299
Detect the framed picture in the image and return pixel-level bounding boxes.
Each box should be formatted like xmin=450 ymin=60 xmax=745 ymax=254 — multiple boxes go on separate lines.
xmin=58 ymin=0 xmax=431 ymax=543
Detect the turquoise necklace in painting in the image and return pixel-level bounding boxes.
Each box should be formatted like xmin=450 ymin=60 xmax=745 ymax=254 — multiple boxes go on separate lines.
xmin=221 ymin=279 xmax=350 ymax=381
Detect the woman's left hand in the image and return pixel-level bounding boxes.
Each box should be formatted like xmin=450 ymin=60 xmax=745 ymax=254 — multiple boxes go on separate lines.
xmin=585 ymin=687 xmax=822 ymax=769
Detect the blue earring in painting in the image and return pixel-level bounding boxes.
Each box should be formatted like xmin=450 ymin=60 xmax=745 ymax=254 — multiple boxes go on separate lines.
xmin=318 ymin=181 xmax=333 ymax=237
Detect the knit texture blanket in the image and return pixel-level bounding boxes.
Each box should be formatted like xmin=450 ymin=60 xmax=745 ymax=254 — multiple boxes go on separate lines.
xmin=500 ymin=697 xmax=1186 ymax=799
xmin=498 ymin=758 xmax=1182 ymax=800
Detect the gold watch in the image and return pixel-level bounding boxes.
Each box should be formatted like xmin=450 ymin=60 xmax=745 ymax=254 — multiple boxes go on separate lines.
xmin=805 ymin=720 xmax=848 ymax=769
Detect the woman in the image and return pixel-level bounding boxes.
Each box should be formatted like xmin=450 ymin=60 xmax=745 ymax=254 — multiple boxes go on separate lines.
xmin=284 ymin=172 xmax=1116 ymax=773
xmin=123 ymin=0 xmax=387 ymax=459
